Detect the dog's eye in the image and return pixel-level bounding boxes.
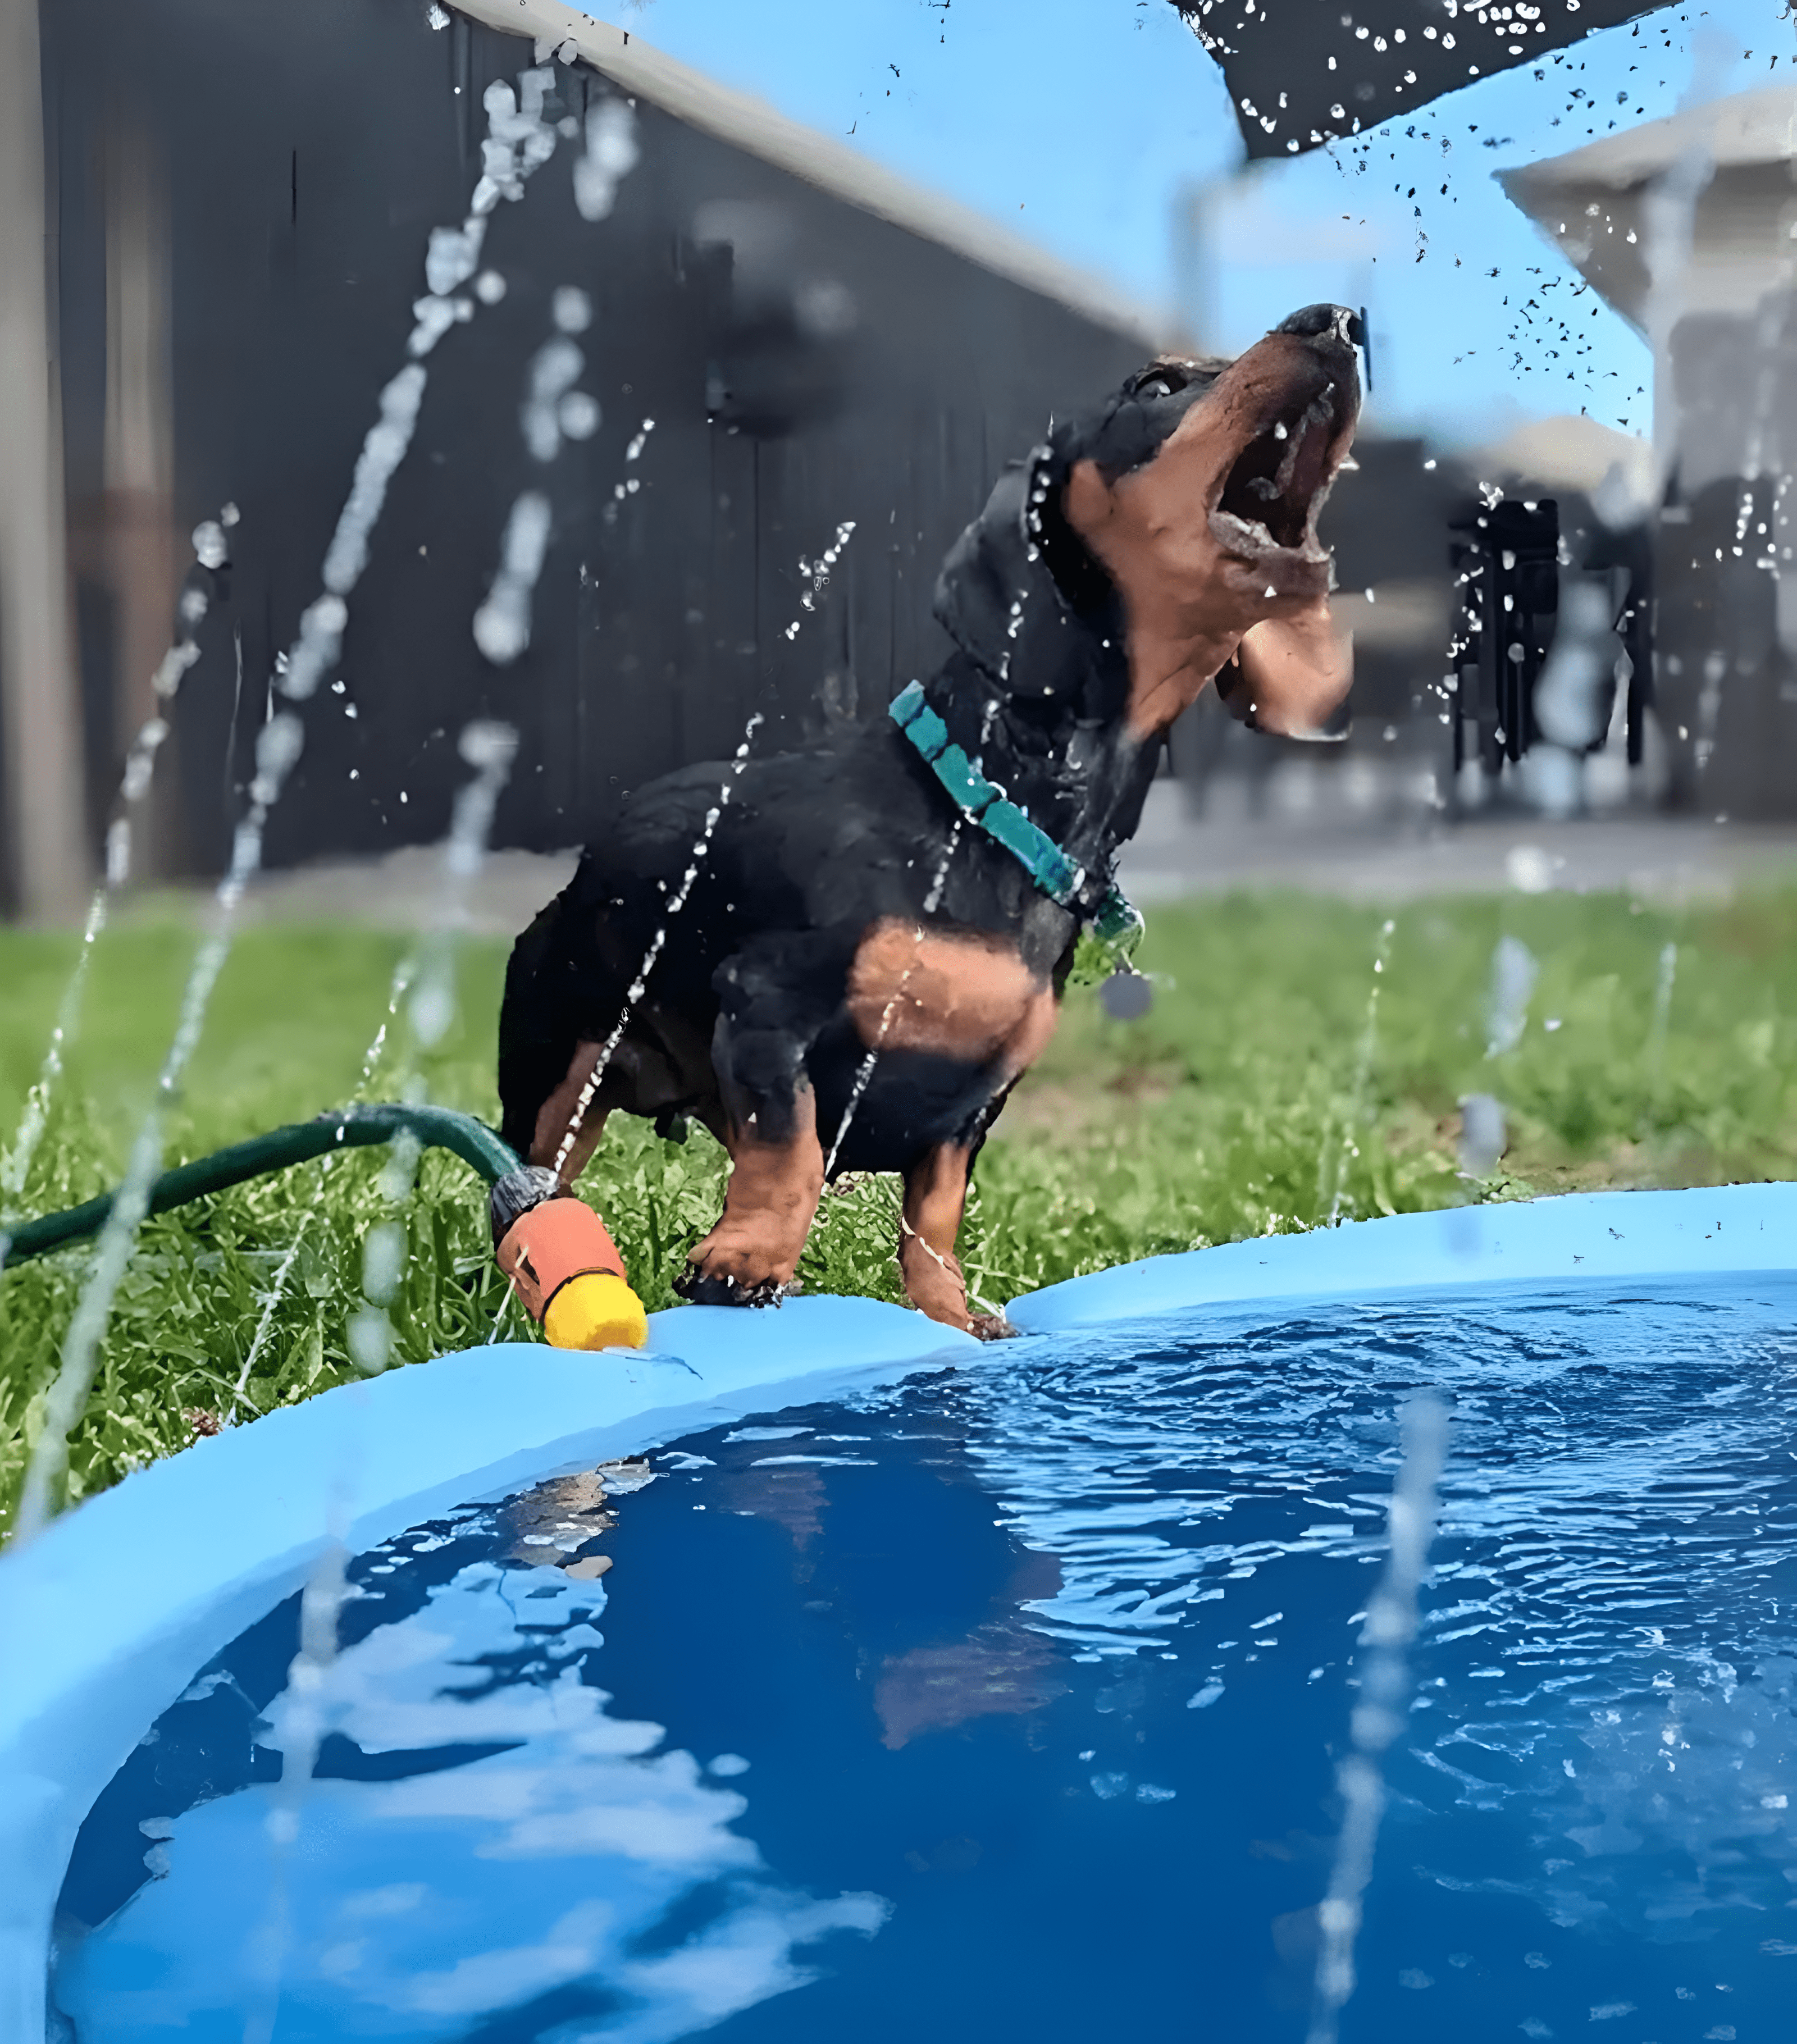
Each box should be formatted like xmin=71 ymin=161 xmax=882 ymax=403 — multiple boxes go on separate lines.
xmin=1131 ymin=362 xmax=1195 ymax=402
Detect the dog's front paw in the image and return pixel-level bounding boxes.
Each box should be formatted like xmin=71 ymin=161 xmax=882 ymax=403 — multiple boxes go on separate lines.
xmin=674 ymin=1264 xmax=800 ymax=1310
xmin=682 ymin=1223 xmax=804 ymax=1304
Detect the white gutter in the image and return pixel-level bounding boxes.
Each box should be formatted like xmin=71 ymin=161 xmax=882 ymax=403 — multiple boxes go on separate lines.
xmin=1500 ymin=79 xmax=1797 ymax=194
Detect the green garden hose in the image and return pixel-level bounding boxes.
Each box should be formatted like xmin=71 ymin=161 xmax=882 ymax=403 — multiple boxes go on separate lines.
xmin=0 ymin=1104 xmax=521 ymax=1268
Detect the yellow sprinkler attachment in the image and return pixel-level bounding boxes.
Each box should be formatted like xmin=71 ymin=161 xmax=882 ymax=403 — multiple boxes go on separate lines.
xmin=544 ymin=1270 xmax=650 ymax=1351
xmin=495 ymin=1193 xmax=649 ymax=1350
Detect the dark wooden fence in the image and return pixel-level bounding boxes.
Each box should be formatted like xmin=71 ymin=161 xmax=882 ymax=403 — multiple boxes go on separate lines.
xmin=38 ymin=0 xmax=1154 ymax=880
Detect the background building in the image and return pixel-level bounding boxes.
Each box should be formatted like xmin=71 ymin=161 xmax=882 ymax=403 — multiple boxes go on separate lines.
xmin=1501 ymin=83 xmax=1797 ymax=819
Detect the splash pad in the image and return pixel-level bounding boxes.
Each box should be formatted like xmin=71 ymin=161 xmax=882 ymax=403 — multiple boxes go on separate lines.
xmin=6 ymin=3 xmax=1796 ymax=2036
xmin=3 ymin=1182 xmax=1793 ymax=2040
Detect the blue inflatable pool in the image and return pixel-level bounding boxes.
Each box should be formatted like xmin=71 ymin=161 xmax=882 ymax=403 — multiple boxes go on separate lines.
xmin=3 ymin=1185 xmax=1794 ymax=2040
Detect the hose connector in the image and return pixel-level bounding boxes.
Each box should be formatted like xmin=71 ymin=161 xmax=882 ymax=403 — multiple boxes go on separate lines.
xmin=490 ymin=1169 xmax=648 ymax=1352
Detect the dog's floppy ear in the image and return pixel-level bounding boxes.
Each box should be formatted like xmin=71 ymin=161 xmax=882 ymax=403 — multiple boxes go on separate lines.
xmin=932 ymin=466 xmax=1044 ymax=679
xmin=1228 ymin=597 xmax=1353 ymax=737
xmin=930 ymin=358 xmax=1231 ymax=730
xmin=931 ymin=455 xmax=1129 ymax=720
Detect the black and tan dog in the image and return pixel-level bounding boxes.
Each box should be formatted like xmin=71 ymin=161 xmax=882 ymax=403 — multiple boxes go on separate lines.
xmin=494 ymin=304 xmax=1362 ymax=1340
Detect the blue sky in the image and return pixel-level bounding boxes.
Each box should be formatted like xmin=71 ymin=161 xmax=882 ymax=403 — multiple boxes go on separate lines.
xmin=618 ymin=0 xmax=1797 ymax=446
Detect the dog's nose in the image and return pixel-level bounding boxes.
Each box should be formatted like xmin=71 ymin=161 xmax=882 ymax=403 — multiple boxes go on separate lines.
xmin=1275 ymin=303 xmax=1360 ymax=348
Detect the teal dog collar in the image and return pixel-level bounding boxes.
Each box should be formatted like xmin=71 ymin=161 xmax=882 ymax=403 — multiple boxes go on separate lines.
xmin=889 ymin=681 xmax=1143 ymax=964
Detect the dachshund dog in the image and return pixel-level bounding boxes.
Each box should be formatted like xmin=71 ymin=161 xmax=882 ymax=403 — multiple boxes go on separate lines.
xmin=495 ymin=304 xmax=1362 ymax=1338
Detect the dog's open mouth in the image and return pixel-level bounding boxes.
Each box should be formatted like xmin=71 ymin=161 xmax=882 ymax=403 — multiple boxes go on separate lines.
xmin=1209 ymin=379 xmax=1349 ymax=567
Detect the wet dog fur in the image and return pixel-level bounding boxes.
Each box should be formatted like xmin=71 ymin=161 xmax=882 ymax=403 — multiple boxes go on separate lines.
xmin=497 ymin=305 xmax=1363 ymax=1335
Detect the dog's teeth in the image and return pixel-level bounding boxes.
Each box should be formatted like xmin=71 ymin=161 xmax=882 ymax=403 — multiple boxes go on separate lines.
xmin=1273 ymin=422 xmax=1288 ymax=441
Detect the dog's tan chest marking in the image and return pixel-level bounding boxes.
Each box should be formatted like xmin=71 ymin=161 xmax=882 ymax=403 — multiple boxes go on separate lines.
xmin=847 ymin=920 xmax=1055 ymax=1066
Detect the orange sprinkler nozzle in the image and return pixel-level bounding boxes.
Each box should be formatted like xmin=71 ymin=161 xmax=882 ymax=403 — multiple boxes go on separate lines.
xmin=496 ymin=1196 xmax=648 ymax=1350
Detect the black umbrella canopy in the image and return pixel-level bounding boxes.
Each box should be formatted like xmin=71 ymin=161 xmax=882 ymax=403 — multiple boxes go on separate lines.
xmin=1173 ymin=0 xmax=1678 ymax=159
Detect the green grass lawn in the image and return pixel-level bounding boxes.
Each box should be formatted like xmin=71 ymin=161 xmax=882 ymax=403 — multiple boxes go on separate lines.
xmin=5 ymin=882 xmax=1796 ymax=1534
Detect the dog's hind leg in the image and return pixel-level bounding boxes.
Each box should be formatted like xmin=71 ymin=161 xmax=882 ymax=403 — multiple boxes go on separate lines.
xmin=525 ymin=1041 xmax=613 ymax=1187
xmin=898 ymin=1142 xmax=1011 ymax=1340
xmin=494 ymin=889 xmax=659 ymax=1349
xmin=496 ymin=883 xmax=610 ymax=1168
xmin=498 ymin=877 xmax=696 ymax=1183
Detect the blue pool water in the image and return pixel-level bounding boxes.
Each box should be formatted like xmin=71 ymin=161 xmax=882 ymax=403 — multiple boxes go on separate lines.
xmin=51 ymin=1280 xmax=1797 ymax=2041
